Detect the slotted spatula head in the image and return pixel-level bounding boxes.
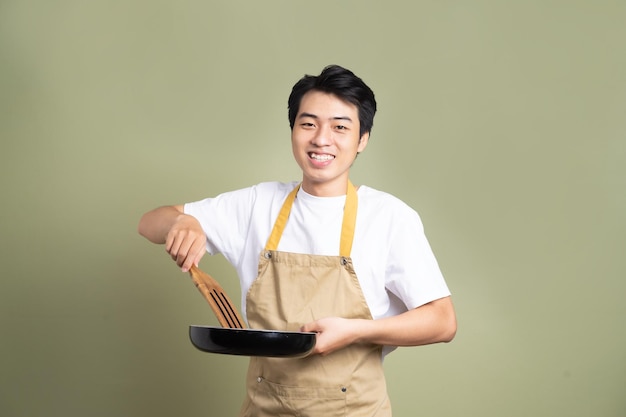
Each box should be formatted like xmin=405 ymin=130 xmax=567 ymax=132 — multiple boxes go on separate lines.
xmin=188 ymin=265 xmax=246 ymax=329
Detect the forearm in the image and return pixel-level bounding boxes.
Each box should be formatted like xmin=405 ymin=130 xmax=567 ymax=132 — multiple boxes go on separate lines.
xmin=137 ymin=205 xmax=185 ymax=244
xmin=356 ymin=296 xmax=456 ymax=347
xmin=303 ymin=296 xmax=456 ymax=355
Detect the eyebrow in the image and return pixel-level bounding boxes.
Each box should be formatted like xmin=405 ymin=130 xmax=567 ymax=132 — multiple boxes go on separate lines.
xmin=298 ymin=112 xmax=353 ymax=122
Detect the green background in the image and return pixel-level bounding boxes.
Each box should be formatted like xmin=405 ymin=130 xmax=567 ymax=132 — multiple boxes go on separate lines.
xmin=1 ymin=1 xmax=624 ymax=416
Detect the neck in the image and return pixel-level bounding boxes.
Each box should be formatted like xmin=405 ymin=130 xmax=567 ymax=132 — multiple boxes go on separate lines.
xmin=301 ymin=178 xmax=350 ymax=197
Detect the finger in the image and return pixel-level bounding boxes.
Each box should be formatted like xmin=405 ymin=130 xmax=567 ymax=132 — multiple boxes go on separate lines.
xmin=300 ymin=322 xmax=320 ymax=333
xmin=180 ymin=255 xmax=194 ymax=272
xmin=165 ymin=233 xmax=174 ymax=253
xmin=180 ymin=253 xmax=200 ymax=272
xmin=192 ymin=251 xmax=205 ymax=269
xmin=179 ymin=237 xmax=206 ymax=272
xmin=166 ymin=233 xmax=183 ymax=261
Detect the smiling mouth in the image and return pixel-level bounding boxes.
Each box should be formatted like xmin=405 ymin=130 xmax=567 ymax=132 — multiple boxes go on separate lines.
xmin=309 ymin=152 xmax=335 ymax=161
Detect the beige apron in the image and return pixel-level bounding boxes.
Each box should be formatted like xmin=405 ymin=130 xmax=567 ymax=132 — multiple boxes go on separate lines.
xmin=239 ymin=182 xmax=392 ymax=417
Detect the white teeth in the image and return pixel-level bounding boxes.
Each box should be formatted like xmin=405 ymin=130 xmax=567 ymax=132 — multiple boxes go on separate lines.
xmin=310 ymin=152 xmax=334 ymax=161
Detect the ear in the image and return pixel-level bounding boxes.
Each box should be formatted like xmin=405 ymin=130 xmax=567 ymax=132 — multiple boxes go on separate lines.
xmin=357 ymin=132 xmax=370 ymax=153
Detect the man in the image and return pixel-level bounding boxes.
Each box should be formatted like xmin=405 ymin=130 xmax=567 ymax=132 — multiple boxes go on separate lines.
xmin=138 ymin=65 xmax=456 ymax=416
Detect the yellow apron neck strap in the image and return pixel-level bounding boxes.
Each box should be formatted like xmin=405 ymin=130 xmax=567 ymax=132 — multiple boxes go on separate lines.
xmin=264 ymin=184 xmax=299 ymax=252
xmin=264 ymin=181 xmax=358 ymax=257
xmin=340 ymin=181 xmax=357 ymax=257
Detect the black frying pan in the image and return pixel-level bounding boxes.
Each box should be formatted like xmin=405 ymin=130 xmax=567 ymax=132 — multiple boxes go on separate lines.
xmin=189 ymin=325 xmax=316 ymax=357
xmin=187 ymin=266 xmax=316 ymax=357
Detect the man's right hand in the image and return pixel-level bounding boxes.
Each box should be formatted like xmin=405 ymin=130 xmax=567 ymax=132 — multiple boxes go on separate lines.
xmin=138 ymin=205 xmax=206 ymax=272
xmin=165 ymin=213 xmax=206 ymax=271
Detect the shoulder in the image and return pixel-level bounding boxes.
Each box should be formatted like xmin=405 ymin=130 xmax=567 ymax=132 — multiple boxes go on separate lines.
xmin=207 ymin=181 xmax=298 ymax=202
xmin=246 ymin=181 xmax=299 ymax=204
xmin=358 ymin=185 xmax=419 ymax=214
xmin=185 ymin=181 xmax=298 ymax=212
xmin=357 ymin=185 xmax=424 ymax=230
xmin=252 ymin=181 xmax=299 ymax=195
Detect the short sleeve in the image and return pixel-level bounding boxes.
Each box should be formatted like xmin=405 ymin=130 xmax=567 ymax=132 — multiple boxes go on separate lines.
xmin=384 ymin=205 xmax=450 ymax=309
xmin=183 ymin=187 xmax=256 ymax=265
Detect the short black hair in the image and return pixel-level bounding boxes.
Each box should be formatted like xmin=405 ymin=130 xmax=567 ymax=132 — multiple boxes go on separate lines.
xmin=288 ymin=65 xmax=377 ymax=137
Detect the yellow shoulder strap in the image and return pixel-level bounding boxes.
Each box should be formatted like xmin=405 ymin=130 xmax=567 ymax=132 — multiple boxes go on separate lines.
xmin=264 ymin=184 xmax=300 ymax=251
xmin=340 ymin=181 xmax=357 ymax=257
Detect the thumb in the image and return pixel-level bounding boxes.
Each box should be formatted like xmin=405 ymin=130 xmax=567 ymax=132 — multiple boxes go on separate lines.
xmin=300 ymin=321 xmax=320 ymax=333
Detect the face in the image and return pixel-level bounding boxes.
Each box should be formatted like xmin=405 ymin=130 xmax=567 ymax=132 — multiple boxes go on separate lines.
xmin=291 ymin=91 xmax=369 ymax=197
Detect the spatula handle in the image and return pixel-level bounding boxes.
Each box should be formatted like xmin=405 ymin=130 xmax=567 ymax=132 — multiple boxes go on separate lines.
xmin=188 ymin=265 xmax=246 ymax=329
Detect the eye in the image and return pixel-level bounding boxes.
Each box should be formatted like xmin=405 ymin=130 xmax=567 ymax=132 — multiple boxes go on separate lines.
xmin=335 ymin=125 xmax=347 ymax=130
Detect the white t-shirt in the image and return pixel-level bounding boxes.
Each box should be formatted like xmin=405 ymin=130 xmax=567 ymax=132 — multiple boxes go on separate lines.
xmin=184 ymin=181 xmax=451 ymax=327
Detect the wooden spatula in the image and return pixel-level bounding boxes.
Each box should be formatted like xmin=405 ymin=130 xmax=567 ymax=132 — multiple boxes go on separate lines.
xmin=188 ymin=265 xmax=246 ymax=329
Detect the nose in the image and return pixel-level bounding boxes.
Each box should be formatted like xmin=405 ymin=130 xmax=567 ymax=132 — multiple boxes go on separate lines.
xmin=311 ymin=125 xmax=332 ymax=147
